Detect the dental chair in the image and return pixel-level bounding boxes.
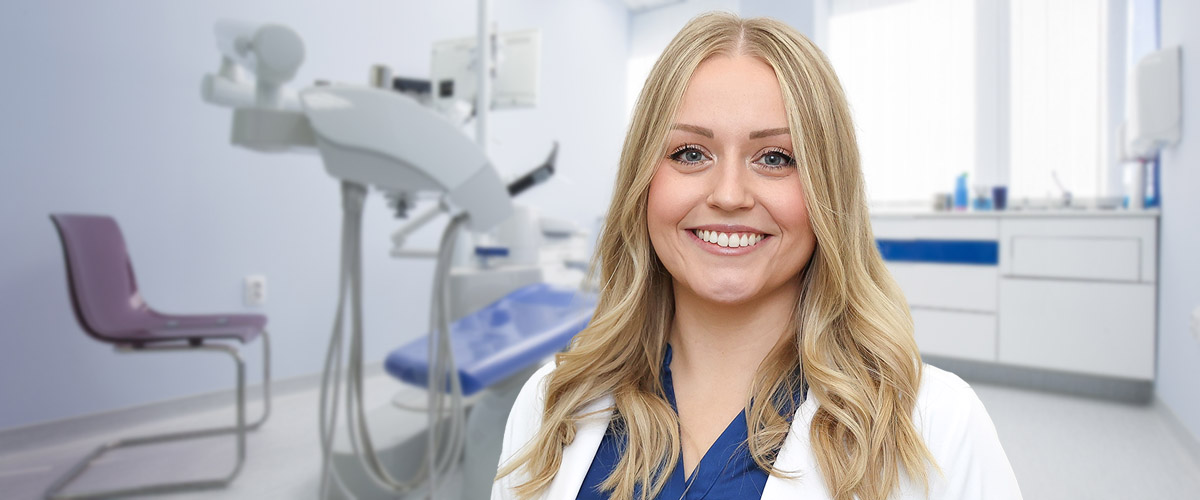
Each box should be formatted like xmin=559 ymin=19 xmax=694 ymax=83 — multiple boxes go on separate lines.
xmin=324 ymin=282 xmax=596 ymax=500
xmin=45 ymin=214 xmax=271 ymax=499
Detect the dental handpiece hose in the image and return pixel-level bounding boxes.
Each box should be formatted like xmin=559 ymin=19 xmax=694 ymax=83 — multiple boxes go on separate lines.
xmin=318 ymin=182 xmax=469 ymax=499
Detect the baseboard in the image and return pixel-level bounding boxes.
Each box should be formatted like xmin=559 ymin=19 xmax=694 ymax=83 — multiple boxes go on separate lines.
xmin=922 ymin=355 xmax=1155 ymax=404
xmin=0 ymin=362 xmax=386 ymax=456
xmin=1155 ymin=396 xmax=1200 ymax=469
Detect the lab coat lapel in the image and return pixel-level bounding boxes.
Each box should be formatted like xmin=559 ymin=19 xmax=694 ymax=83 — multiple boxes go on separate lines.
xmin=761 ymin=390 xmax=830 ymax=499
xmin=543 ymin=395 xmax=614 ymax=499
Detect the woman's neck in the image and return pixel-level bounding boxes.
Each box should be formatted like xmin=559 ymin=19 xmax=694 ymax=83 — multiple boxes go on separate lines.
xmin=667 ymin=277 xmax=801 ymax=385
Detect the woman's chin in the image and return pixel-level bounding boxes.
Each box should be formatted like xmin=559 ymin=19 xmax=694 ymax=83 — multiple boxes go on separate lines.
xmin=686 ymin=282 xmax=763 ymax=306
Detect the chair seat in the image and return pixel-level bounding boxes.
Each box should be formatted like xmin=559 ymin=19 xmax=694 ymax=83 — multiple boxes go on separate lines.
xmin=385 ymin=283 xmax=595 ymax=396
xmin=109 ymin=313 xmax=267 ymax=344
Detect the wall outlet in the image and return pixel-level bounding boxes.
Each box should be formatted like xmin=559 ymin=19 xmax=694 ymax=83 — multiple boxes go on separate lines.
xmin=245 ymin=275 xmax=267 ymax=307
xmin=1191 ymin=306 xmax=1200 ymax=342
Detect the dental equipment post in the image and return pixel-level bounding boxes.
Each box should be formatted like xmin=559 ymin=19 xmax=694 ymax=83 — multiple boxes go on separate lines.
xmin=477 ymin=0 xmax=491 ymax=152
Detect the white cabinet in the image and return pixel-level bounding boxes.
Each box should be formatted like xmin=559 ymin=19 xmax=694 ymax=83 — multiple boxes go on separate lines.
xmin=889 ymin=263 xmax=997 ymax=312
xmin=873 ymin=212 xmax=1159 ymax=382
xmin=996 ymin=216 xmax=1158 ymax=380
xmin=911 ymin=309 xmax=997 ymax=362
xmin=998 ymin=279 xmax=1155 ymax=379
xmin=875 ymin=216 xmax=1000 ymax=362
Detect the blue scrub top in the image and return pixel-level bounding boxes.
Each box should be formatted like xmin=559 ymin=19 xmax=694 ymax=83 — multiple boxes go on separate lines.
xmin=576 ymin=345 xmax=805 ymax=499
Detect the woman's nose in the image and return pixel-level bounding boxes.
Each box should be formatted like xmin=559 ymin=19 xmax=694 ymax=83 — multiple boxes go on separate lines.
xmin=705 ymin=159 xmax=754 ymax=211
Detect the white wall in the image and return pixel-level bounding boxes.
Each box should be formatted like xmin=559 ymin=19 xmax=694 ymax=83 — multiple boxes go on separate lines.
xmin=625 ymin=0 xmax=821 ymax=116
xmin=626 ymin=0 xmax=739 ymax=114
xmin=1156 ymin=0 xmax=1200 ymax=443
xmin=0 ymin=0 xmax=629 ymax=430
xmin=740 ymin=0 xmax=816 ymax=37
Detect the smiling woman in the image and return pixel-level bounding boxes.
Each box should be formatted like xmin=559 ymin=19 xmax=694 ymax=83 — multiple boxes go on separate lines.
xmin=493 ymin=12 xmax=1021 ymax=500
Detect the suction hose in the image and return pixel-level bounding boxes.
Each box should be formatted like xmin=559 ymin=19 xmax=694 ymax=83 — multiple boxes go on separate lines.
xmin=318 ymin=181 xmax=468 ymax=499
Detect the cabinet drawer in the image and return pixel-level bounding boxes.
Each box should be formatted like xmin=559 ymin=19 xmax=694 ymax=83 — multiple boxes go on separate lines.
xmin=998 ymin=278 xmax=1155 ymax=379
xmin=911 ymin=309 xmax=997 ymax=362
xmin=888 ymin=263 xmax=997 ymax=312
xmin=1000 ymin=217 xmax=1156 ymax=282
xmin=1010 ymin=236 xmax=1141 ymax=281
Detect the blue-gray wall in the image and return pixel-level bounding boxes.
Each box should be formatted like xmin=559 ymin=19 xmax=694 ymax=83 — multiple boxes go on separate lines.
xmin=0 ymin=0 xmax=629 ymax=430
xmin=739 ymin=0 xmax=814 ymax=37
xmin=7 ymin=0 xmax=1195 ymax=448
xmin=1156 ymin=0 xmax=1200 ymax=443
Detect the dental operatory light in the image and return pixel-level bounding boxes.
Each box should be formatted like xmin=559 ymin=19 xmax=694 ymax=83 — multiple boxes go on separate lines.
xmin=202 ymin=20 xmax=305 ymax=110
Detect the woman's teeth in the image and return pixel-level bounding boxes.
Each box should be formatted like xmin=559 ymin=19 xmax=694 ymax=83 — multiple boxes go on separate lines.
xmin=692 ymin=229 xmax=765 ymax=248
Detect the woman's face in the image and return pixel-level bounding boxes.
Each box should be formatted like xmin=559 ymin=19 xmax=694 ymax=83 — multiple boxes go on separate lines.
xmin=647 ymin=54 xmax=816 ymax=306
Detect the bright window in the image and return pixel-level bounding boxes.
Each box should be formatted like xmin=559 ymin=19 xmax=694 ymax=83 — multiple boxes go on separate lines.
xmin=1009 ymin=0 xmax=1109 ymax=199
xmin=827 ymin=0 xmax=976 ymax=204
xmin=827 ymin=0 xmax=1116 ymax=204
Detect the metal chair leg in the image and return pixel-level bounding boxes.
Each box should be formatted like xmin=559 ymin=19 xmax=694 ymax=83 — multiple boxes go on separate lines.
xmin=247 ymin=330 xmax=271 ymax=430
xmin=43 ymin=334 xmax=267 ymax=500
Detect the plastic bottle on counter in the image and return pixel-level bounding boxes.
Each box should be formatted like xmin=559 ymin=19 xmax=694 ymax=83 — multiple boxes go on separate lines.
xmin=954 ymin=172 xmax=968 ymax=211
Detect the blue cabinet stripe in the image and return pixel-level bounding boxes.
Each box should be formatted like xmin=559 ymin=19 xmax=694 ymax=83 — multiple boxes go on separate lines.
xmin=875 ymin=239 xmax=999 ymax=265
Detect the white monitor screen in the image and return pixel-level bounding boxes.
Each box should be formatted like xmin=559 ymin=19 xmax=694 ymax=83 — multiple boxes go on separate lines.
xmin=431 ymin=29 xmax=540 ymax=110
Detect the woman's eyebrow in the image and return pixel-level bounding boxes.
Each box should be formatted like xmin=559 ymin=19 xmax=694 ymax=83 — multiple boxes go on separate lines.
xmin=672 ymin=124 xmax=792 ymax=138
xmin=671 ymin=124 xmax=790 ymax=140
xmin=671 ymin=123 xmax=713 ymax=138
xmin=749 ymin=127 xmax=790 ymax=139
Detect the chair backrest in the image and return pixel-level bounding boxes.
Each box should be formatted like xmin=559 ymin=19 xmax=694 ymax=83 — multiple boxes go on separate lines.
xmin=50 ymin=214 xmax=155 ymax=342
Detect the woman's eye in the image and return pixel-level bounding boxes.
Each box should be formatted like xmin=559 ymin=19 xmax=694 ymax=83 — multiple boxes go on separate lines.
xmin=756 ymin=150 xmax=795 ymax=169
xmin=669 ymin=147 xmax=710 ymax=164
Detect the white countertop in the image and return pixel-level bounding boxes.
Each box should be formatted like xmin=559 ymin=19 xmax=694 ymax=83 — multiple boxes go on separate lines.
xmin=871 ymin=209 xmax=1160 ymax=219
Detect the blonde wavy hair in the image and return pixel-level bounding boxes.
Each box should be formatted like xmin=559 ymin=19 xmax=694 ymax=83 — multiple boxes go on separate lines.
xmin=498 ymin=12 xmax=934 ymax=500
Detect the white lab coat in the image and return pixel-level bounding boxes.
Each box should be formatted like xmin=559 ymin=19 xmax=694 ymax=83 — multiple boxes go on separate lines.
xmin=493 ymin=361 xmax=1023 ymax=499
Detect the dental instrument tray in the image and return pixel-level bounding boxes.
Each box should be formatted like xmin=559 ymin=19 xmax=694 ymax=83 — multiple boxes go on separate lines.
xmin=384 ymin=283 xmax=596 ymax=396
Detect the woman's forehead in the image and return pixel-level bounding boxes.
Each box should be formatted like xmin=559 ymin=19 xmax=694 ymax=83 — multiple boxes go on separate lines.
xmin=673 ymin=55 xmax=789 ymax=138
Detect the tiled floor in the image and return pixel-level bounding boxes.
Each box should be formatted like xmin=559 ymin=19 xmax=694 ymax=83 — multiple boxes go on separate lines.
xmin=3 ymin=371 xmax=1199 ymax=499
xmin=972 ymin=382 xmax=1200 ymax=499
xmin=0 ymin=374 xmax=401 ymax=500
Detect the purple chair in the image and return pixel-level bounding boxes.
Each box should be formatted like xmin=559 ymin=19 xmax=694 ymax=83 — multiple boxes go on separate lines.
xmin=46 ymin=214 xmax=271 ymax=499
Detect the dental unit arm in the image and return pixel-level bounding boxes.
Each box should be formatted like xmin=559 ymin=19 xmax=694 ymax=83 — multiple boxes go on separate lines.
xmin=201 ymin=20 xmax=514 ymax=231
xmin=390 ymin=141 xmax=557 ymax=256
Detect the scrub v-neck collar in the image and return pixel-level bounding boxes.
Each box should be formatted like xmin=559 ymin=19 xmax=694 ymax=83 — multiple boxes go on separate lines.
xmin=661 ymin=343 xmax=759 ymax=499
